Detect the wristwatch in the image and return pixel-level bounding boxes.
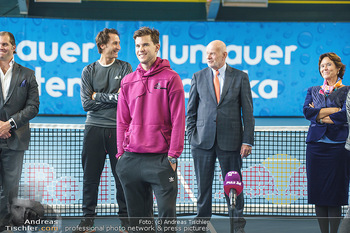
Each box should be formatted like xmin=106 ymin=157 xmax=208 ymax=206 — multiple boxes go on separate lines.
xmin=9 ymin=118 xmax=16 ymax=129
xmin=168 ymin=157 xmax=177 ymax=164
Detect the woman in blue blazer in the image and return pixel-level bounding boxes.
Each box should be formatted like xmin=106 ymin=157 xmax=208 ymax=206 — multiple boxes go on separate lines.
xmin=303 ymin=52 xmax=350 ymax=233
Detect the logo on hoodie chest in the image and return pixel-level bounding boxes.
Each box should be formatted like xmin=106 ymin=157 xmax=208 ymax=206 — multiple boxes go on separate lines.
xmin=154 ymin=82 xmax=167 ymax=90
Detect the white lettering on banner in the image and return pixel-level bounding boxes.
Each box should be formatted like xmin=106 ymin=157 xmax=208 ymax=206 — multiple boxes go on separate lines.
xmin=35 ymin=67 xmax=81 ymax=97
xmin=60 ymin=42 xmax=80 ymax=63
xmin=36 ymin=66 xmax=277 ymax=100
xmin=250 ymin=80 xmax=259 ymax=98
xmin=250 ymin=79 xmax=278 ymax=99
xmin=160 ymin=35 xmax=297 ymax=66
xmin=190 ymin=45 xmax=206 ymax=64
xmin=39 ymin=42 xmax=58 ymax=62
xmin=170 ymin=45 xmax=189 ymax=65
xmin=226 ymin=45 xmax=297 ymax=65
xmin=17 ymin=40 xmax=95 ymax=63
xmin=26 ymin=35 xmax=286 ymax=100
xmin=68 ymin=78 xmax=81 ymax=96
xmin=226 ymin=45 xmax=242 ymax=65
xmin=35 ymin=67 xmax=44 ymax=96
xmin=244 ymin=46 xmax=262 ymax=65
xmin=162 ymin=34 xmax=169 ymax=59
xmin=17 ymin=40 xmax=37 ymax=61
xmin=17 ymin=37 xmax=296 ymax=66
xmin=46 ymin=77 xmax=66 ymax=97
xmin=285 ymin=46 xmax=297 ymax=65
xmin=264 ymin=46 xmax=283 ymax=65
xmin=82 ymin=43 xmax=95 ymax=63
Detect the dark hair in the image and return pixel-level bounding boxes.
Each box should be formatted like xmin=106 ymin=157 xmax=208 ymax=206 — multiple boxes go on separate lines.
xmin=95 ymin=28 xmax=119 ymax=54
xmin=318 ymin=52 xmax=346 ymax=79
xmin=133 ymin=27 xmax=159 ymax=45
xmin=0 ymin=31 xmax=16 ymax=54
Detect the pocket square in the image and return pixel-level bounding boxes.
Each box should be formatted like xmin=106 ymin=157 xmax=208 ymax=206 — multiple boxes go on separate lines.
xmin=20 ymin=80 xmax=27 ymax=87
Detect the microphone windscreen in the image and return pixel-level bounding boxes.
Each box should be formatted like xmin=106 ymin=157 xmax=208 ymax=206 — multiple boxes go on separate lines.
xmin=224 ymin=171 xmax=243 ymax=196
xmin=224 ymin=171 xmax=241 ymax=182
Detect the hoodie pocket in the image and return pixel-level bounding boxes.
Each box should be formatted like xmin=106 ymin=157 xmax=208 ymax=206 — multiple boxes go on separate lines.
xmin=123 ymin=130 xmax=131 ymax=147
xmin=160 ymin=128 xmax=170 ymax=148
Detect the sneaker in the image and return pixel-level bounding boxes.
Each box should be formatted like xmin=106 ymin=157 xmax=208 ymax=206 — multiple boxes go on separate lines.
xmin=72 ymin=218 xmax=95 ymax=233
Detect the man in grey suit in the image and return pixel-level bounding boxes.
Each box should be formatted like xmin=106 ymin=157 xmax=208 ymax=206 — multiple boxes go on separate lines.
xmin=0 ymin=31 xmax=40 ymax=231
xmin=187 ymin=40 xmax=254 ymax=233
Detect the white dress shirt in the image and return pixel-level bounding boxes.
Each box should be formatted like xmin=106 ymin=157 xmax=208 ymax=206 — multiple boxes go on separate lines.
xmin=0 ymin=58 xmax=14 ymax=100
xmin=0 ymin=58 xmax=17 ymax=128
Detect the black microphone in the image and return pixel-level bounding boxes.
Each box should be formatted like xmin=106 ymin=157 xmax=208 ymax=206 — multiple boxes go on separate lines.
xmin=224 ymin=171 xmax=243 ymax=209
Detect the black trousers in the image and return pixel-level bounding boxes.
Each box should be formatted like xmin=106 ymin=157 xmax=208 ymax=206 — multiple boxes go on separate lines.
xmin=0 ymin=145 xmax=25 ymax=226
xmin=117 ymin=152 xmax=178 ymax=233
xmin=81 ymin=125 xmax=127 ymax=218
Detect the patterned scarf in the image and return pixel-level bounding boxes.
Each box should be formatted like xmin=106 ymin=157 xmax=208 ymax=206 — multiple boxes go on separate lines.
xmin=319 ymin=78 xmax=343 ymax=96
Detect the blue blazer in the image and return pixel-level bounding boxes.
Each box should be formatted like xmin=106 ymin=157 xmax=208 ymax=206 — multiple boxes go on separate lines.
xmin=303 ymin=85 xmax=350 ymax=143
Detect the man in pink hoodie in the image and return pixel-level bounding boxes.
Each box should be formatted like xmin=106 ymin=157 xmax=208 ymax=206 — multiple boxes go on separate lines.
xmin=116 ymin=27 xmax=185 ymax=233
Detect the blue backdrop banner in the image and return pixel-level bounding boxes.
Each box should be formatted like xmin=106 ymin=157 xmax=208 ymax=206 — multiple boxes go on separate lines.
xmin=2 ymin=17 xmax=350 ymax=116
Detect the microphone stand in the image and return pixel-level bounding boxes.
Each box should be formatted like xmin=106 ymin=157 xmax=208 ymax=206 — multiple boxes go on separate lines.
xmin=229 ymin=189 xmax=237 ymax=233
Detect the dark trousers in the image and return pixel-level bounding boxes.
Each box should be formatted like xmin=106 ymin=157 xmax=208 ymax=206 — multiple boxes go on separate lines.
xmin=116 ymin=152 xmax=178 ymax=233
xmin=191 ymin=143 xmax=246 ymax=229
xmin=0 ymin=146 xmax=25 ymax=226
xmin=81 ymin=125 xmax=127 ymax=218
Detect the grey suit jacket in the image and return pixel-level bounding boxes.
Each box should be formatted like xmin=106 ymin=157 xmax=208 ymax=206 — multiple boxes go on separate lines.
xmin=186 ymin=65 xmax=254 ymax=151
xmin=0 ymin=62 xmax=40 ymax=151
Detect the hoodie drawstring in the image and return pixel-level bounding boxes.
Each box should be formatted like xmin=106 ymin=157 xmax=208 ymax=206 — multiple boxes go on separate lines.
xmin=137 ymin=75 xmax=152 ymax=98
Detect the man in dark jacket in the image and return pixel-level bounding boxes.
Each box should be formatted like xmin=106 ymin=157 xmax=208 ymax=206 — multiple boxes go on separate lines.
xmin=187 ymin=40 xmax=254 ymax=233
xmin=0 ymin=31 xmax=40 ymax=231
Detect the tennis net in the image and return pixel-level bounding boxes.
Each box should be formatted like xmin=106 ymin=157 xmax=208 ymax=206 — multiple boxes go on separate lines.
xmin=19 ymin=124 xmax=347 ymax=217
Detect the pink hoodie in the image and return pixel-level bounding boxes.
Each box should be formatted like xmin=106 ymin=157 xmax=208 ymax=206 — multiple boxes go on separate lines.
xmin=117 ymin=57 xmax=185 ymax=158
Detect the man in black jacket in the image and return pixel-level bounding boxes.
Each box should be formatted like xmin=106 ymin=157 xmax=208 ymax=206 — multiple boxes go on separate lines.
xmin=0 ymin=31 xmax=40 ymax=231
